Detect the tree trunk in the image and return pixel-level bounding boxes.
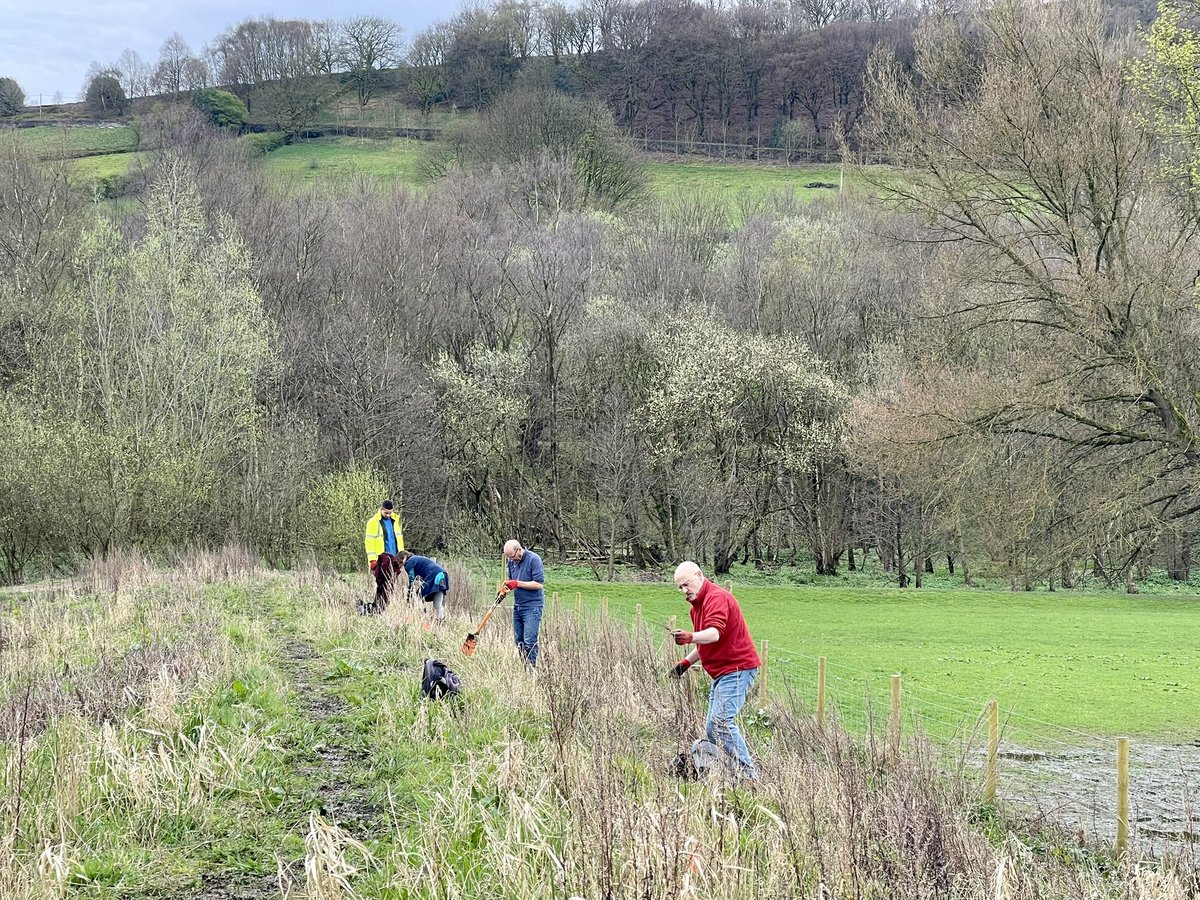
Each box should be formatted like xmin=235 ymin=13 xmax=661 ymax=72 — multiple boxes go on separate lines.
xmin=913 ymin=512 xmax=924 ymax=589
xmin=946 ymin=553 xmax=955 ymax=575
xmin=847 ymin=546 xmax=856 ymax=572
xmin=924 ymin=555 xmax=934 ymax=574
xmin=879 ymin=541 xmax=894 ymax=573
xmin=1060 ymin=557 xmax=1074 ymax=589
xmin=896 ymin=516 xmax=909 ymax=588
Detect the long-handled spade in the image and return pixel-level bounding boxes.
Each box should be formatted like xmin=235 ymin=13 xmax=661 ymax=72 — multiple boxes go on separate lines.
xmin=462 ymin=585 xmax=509 ymax=656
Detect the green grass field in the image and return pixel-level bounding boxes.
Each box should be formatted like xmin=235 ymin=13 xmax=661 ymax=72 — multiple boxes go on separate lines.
xmin=530 ymin=570 xmax=1200 ymax=745
xmin=68 ymin=150 xmax=149 ymax=182
xmin=644 ymin=158 xmax=865 ymax=203
xmin=256 ymin=135 xmax=866 ymax=212
xmin=5 ymin=124 xmax=139 ymax=158
xmin=261 ymin=136 xmax=428 ymax=186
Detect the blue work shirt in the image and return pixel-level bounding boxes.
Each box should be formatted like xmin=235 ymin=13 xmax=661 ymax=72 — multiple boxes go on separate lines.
xmin=405 ymin=555 xmax=448 ymax=598
xmin=507 ymin=549 xmax=545 ymax=606
xmin=381 ymin=517 xmax=398 ymax=555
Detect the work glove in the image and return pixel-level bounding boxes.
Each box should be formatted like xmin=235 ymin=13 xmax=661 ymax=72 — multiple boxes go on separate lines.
xmin=433 ymin=571 xmax=446 ymax=589
xmin=669 ymin=658 xmax=693 ymax=679
xmin=369 ymin=559 xmax=378 ymax=572
xmin=672 ymin=630 xmax=694 ymax=646
xmin=505 ymin=579 xmax=519 ymax=591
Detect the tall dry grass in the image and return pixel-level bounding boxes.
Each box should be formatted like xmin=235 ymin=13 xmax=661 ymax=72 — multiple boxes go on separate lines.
xmin=329 ymin=589 xmax=1200 ymax=900
xmin=0 ymin=545 xmax=279 ymax=899
xmin=3 ymin=558 xmax=1197 ymax=899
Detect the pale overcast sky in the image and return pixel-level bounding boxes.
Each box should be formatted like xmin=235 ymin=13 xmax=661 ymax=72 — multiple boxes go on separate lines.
xmin=0 ymin=0 xmax=445 ymax=104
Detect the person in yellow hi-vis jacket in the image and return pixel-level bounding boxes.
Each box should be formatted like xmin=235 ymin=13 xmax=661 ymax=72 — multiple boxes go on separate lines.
xmin=363 ymin=499 xmax=404 ymax=613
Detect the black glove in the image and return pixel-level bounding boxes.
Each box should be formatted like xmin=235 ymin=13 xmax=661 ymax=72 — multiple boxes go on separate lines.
xmin=669 ymin=658 xmax=693 ymax=679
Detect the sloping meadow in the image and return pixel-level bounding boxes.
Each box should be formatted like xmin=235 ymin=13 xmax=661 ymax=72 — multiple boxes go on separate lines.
xmin=1 ymin=556 xmax=1197 ymax=898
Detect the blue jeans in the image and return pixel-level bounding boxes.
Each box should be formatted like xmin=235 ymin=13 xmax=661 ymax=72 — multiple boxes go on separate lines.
xmin=706 ymin=668 xmax=759 ymax=779
xmin=512 ymin=602 xmax=543 ymax=666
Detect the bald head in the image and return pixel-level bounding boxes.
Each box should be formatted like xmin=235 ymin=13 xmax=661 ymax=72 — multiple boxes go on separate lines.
xmin=503 ymin=539 xmax=523 ymax=561
xmin=674 ymin=561 xmax=704 ymax=601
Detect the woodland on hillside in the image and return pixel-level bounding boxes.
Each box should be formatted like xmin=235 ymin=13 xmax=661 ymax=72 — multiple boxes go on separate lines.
xmin=3 ymin=0 xmax=1200 ymax=592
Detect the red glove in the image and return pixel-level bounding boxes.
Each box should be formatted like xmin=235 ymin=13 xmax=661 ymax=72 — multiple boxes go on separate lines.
xmin=673 ymin=630 xmax=694 ymax=646
xmin=669 ymin=658 xmax=692 ymax=679
xmin=505 ymin=579 xmax=519 ymax=591
xmin=369 ymin=559 xmax=378 ymax=572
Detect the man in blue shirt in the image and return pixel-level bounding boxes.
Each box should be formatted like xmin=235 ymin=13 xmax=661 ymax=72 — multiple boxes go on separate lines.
xmin=503 ymin=539 xmax=545 ymax=666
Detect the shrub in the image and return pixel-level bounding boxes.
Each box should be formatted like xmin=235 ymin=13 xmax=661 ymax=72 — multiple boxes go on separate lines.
xmin=191 ymin=88 xmax=247 ymax=130
xmin=239 ymin=131 xmax=288 ymax=155
xmin=0 ymin=77 xmax=23 ymax=117
xmin=298 ymin=465 xmax=391 ymax=571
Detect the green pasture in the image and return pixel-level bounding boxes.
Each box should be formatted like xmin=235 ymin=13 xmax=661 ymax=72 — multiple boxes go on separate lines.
xmin=256 ymin=136 xmax=869 ymax=212
xmin=529 ymin=573 xmax=1200 ymax=746
xmin=644 ymin=158 xmax=866 ymax=203
xmin=68 ymin=150 xmax=148 ymax=182
xmin=5 ymin=124 xmax=139 ymax=158
xmin=261 ymin=136 xmax=427 ymax=186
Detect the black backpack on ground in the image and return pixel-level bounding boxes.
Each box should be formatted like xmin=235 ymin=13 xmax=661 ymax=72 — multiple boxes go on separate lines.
xmin=668 ymin=739 xmax=723 ymax=780
xmin=421 ymin=658 xmax=462 ymax=701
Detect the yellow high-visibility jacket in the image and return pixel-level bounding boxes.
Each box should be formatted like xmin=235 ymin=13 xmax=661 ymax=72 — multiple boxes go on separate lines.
xmin=364 ymin=511 xmax=404 ymax=566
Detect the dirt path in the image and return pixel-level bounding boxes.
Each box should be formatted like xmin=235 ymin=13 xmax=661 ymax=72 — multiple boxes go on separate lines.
xmin=180 ymin=630 xmax=381 ymax=898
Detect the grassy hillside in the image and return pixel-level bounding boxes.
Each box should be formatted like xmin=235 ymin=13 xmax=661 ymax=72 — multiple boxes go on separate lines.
xmin=255 ymin=135 xmax=864 ymax=212
xmin=646 ymin=158 xmax=864 ymax=202
xmin=4 ymin=124 xmax=139 ymax=158
xmin=1 ymin=556 xmax=1190 ymax=897
xmin=261 ymin=136 xmax=428 ymax=186
xmin=15 ymin=125 xmax=872 ymax=214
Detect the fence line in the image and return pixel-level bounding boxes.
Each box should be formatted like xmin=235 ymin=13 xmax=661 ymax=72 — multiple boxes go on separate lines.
xmin=547 ymin=588 xmax=1183 ymax=856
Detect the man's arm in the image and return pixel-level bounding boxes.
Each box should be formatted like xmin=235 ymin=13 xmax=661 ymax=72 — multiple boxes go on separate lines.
xmin=673 ymin=627 xmax=720 ymax=645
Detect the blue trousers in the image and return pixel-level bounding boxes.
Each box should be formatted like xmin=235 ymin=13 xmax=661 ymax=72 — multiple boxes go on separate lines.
xmin=705 ymin=668 xmax=759 ymax=779
xmin=512 ymin=602 xmax=543 ymax=666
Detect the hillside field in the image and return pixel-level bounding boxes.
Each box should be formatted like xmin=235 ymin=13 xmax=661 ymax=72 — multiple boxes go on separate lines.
xmin=4 ymin=124 xmax=138 ymax=158
xmin=17 ymin=126 xmax=869 ymax=209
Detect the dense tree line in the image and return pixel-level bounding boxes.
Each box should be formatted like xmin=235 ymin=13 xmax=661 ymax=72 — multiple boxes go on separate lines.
xmin=3 ymin=0 xmax=1199 ymax=591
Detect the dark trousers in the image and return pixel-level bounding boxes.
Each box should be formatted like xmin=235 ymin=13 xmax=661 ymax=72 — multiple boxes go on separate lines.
xmin=372 ymin=552 xmax=403 ymax=612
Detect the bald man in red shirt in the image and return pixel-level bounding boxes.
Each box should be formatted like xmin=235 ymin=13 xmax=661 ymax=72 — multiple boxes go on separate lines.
xmin=670 ymin=560 xmax=761 ymax=779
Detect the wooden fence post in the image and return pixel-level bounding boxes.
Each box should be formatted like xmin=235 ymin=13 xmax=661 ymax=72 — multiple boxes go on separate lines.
xmin=817 ymin=656 xmax=827 ymax=729
xmin=601 ymin=595 xmax=609 ymax=619
xmin=575 ymin=591 xmax=582 ymax=617
xmin=985 ymin=699 xmax=999 ymax=804
xmin=635 ymin=604 xmax=643 ymax=636
xmin=889 ymin=674 xmax=902 ymax=757
xmin=1116 ymin=737 xmax=1130 ymax=856
xmin=551 ymin=591 xmax=559 ymax=627
xmin=758 ymin=640 xmax=769 ymax=701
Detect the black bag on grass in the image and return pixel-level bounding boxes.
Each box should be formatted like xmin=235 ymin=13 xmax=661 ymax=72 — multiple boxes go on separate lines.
xmin=668 ymin=739 xmax=723 ymax=780
xmin=421 ymin=658 xmax=462 ymax=701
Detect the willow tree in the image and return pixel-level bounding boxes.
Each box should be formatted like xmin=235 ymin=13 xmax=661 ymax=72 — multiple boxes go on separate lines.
xmin=642 ymin=309 xmax=847 ymax=573
xmin=857 ymin=0 xmax=1200 ymax=584
xmin=41 ymin=158 xmax=275 ymax=551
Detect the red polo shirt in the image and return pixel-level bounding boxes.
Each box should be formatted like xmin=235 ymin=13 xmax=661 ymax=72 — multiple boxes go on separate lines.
xmin=689 ymin=579 xmax=761 ymax=679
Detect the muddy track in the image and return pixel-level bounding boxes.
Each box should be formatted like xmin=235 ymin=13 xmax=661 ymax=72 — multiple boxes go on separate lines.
xmin=176 ymin=629 xmax=381 ymax=899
